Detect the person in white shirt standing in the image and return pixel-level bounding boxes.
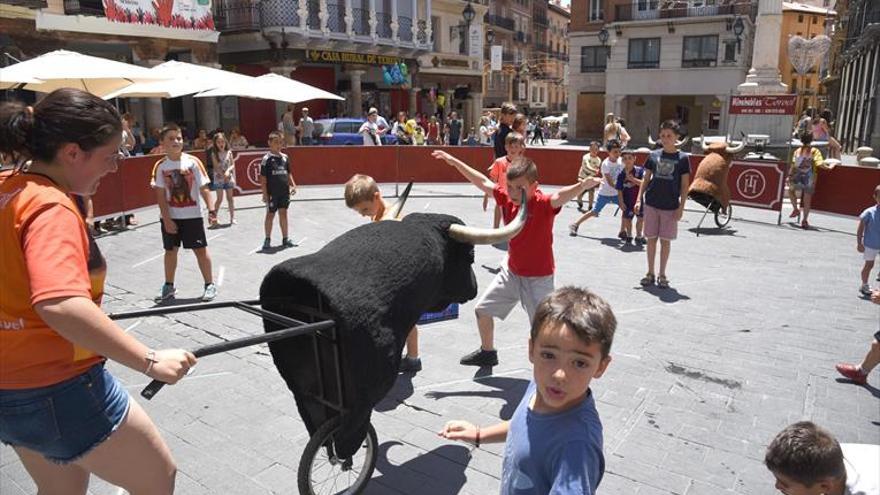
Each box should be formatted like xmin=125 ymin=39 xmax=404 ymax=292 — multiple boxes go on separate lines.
xmin=359 ymin=108 xmax=383 ymax=146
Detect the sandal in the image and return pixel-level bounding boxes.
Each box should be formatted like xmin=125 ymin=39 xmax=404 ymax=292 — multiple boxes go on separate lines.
xmin=801 ymin=219 xmax=809 ymax=230
xmin=657 ymin=275 xmax=670 ymax=289
xmin=640 ymin=273 xmax=655 ymax=286
xmin=789 ymin=209 xmax=800 ymax=218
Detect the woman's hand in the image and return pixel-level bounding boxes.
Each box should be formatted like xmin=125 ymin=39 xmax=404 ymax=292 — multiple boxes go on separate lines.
xmin=146 ymin=349 xmax=197 ymax=384
xmin=438 ymin=420 xmax=478 ymax=444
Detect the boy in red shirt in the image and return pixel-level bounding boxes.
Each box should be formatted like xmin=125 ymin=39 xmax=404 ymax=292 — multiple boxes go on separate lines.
xmin=484 ymin=132 xmax=525 ymax=228
xmin=432 ymin=150 xmax=601 ymax=366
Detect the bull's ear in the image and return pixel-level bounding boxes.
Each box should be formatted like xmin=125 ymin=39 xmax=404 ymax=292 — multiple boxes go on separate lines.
xmin=381 ymin=181 xmax=413 ymax=220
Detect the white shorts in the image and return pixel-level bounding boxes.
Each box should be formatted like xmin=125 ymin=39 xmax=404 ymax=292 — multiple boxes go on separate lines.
xmin=865 ymin=247 xmax=879 ymax=262
xmin=474 ymin=263 xmax=555 ymax=322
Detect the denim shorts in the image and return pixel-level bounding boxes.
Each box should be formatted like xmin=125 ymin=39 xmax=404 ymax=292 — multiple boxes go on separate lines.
xmin=0 ymin=363 xmax=130 ymax=463
xmin=591 ymin=194 xmax=618 ymax=215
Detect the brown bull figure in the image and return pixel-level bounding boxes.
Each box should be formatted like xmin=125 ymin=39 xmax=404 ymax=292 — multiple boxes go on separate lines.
xmin=688 ymin=137 xmax=745 ymax=212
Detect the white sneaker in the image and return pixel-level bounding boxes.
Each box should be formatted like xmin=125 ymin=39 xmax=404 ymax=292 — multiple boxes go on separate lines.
xmin=860 ymin=284 xmax=872 ymax=297
xmin=202 ymin=283 xmax=217 ymax=301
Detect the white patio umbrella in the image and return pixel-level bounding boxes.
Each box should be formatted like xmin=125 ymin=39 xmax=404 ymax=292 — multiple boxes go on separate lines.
xmin=0 ymin=50 xmax=167 ymax=97
xmin=195 ymin=73 xmax=344 ymax=104
xmin=102 ymin=60 xmax=258 ymax=99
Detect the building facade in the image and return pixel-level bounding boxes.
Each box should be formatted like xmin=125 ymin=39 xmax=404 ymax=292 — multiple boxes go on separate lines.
xmin=545 ymin=2 xmax=569 ymax=114
xmin=827 ymin=0 xmax=878 ymax=153
xmin=568 ymin=0 xmax=757 ymax=142
xmin=779 ymin=2 xmax=836 ymax=116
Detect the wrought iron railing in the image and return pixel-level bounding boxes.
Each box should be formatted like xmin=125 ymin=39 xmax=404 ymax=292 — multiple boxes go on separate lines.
xmin=2 ymin=0 xmax=46 ymax=8
xmin=485 ymin=13 xmax=515 ymax=31
xmin=307 ymin=0 xmax=319 ymax=29
xmin=352 ymin=7 xmax=369 ymax=35
xmin=260 ymin=0 xmax=299 ymax=28
xmin=376 ymin=12 xmax=391 ymax=38
xmin=214 ymin=0 xmax=261 ymax=31
xmin=326 ymin=2 xmax=344 ymax=32
xmin=398 ymin=15 xmax=413 ymax=42
xmin=417 ymin=19 xmax=428 ymax=44
xmin=613 ymin=0 xmax=755 ymax=22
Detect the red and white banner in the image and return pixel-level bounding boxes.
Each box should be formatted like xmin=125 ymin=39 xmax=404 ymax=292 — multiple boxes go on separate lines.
xmin=729 ymin=160 xmax=786 ymax=211
xmin=103 ymin=0 xmax=215 ymax=30
xmin=728 ymin=95 xmax=798 ymax=115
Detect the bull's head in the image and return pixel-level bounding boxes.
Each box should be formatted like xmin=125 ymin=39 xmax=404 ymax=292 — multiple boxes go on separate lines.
xmin=699 ymin=135 xmax=746 ymax=155
xmin=647 ymin=127 xmax=689 ymax=148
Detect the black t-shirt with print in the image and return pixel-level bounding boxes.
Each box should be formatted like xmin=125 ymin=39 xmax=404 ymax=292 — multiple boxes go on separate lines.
xmin=260 ymin=152 xmax=290 ymax=198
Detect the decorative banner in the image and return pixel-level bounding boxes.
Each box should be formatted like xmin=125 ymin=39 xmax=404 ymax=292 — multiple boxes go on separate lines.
xmin=468 ymin=24 xmax=483 ymax=59
xmin=787 ymin=35 xmax=831 ymax=75
xmin=102 ymin=0 xmax=215 ymax=30
xmin=729 ymin=160 xmax=786 ymax=211
xmin=728 ymin=95 xmax=798 ymax=115
xmin=491 ymin=45 xmax=503 ymax=71
xmin=305 ymin=50 xmax=403 ymax=66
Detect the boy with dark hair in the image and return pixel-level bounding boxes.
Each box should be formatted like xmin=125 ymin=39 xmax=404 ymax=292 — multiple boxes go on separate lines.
xmin=493 ymin=103 xmax=518 ymax=159
xmin=765 ymin=421 xmax=879 ymax=495
xmin=634 ymin=120 xmax=691 ymax=289
xmin=616 ymin=149 xmax=646 ymax=245
xmin=432 ymin=150 xmax=601 ymax=366
xmin=150 ymin=123 xmax=217 ymax=301
xmin=439 ymin=286 xmax=615 ymax=494
xmin=260 ymin=130 xmax=297 ymax=250
xmin=569 ymin=139 xmax=623 ymax=237
xmin=485 ymin=132 xmax=526 ymax=228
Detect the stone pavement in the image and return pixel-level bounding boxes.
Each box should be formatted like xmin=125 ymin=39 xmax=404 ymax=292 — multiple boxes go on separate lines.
xmin=2 ymin=183 xmax=878 ymax=495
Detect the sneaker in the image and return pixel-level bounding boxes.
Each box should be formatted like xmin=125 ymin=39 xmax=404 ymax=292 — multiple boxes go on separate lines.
xmin=459 ymin=348 xmax=498 ymax=367
xmin=860 ymin=284 xmax=872 ymax=297
xmin=801 ymin=219 xmax=810 ymax=230
xmin=617 ymin=231 xmax=627 ymax=240
xmin=202 ymin=283 xmax=217 ymax=301
xmin=625 ymin=236 xmax=634 ymax=245
xmin=155 ymin=284 xmax=176 ymax=302
xmin=576 ymin=201 xmax=584 ymax=211
xmin=657 ymin=275 xmax=670 ymax=289
xmin=789 ymin=209 xmax=800 ymax=218
xmin=635 ymin=237 xmax=647 ymax=245
xmin=835 ymin=363 xmax=868 ymax=385
xmin=640 ymin=273 xmax=655 ymax=286
xmin=399 ymin=356 xmax=423 ymax=373
xmin=282 ymin=237 xmax=296 ymax=248
xmin=568 ymin=224 xmax=578 ymax=237
xmin=262 ymin=238 xmax=271 ymax=250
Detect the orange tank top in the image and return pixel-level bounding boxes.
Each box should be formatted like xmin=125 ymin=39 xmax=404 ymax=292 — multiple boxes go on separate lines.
xmin=0 ymin=172 xmax=105 ymax=389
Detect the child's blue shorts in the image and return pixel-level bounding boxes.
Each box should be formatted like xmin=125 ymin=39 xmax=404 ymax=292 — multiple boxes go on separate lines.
xmin=591 ymin=194 xmax=618 ymax=215
xmin=0 ymin=363 xmax=130 ymax=463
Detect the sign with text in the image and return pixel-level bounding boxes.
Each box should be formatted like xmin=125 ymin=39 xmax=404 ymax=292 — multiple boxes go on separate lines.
xmin=729 ymin=160 xmax=786 ymax=211
xmin=490 ymin=45 xmax=503 ymax=71
xmin=305 ymin=50 xmax=403 ymax=66
xmin=468 ymin=24 xmax=483 ymax=59
xmin=728 ymin=95 xmax=798 ymax=115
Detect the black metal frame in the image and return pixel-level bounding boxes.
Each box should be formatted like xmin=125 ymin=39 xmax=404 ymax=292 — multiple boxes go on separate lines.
xmin=108 ymin=299 xmax=346 ymax=414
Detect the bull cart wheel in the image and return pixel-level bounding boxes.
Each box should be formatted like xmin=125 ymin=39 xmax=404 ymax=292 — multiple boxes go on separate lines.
xmin=297 ymin=416 xmax=378 ymax=495
xmin=714 ymin=204 xmax=732 ymax=228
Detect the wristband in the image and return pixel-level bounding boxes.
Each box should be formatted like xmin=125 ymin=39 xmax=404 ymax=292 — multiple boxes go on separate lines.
xmin=145 ymin=350 xmax=158 ymax=375
xmin=475 ymin=427 xmax=481 ymax=448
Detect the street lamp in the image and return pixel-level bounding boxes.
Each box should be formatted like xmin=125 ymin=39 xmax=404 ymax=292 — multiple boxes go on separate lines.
xmin=598 ymin=26 xmax=611 ymax=58
xmin=462 ymin=1 xmax=475 ymax=55
xmin=487 ymin=28 xmax=495 ymax=45
xmin=733 ymin=16 xmax=745 ymax=53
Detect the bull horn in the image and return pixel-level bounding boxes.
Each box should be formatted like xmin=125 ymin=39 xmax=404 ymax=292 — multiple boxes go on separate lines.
xmin=382 ymin=181 xmax=413 ymax=220
xmin=646 ymin=128 xmax=656 ymax=146
xmin=700 ymin=135 xmax=711 ymax=152
xmin=675 ymin=136 xmax=689 ymax=147
xmin=725 ymin=140 xmax=746 ymax=154
xmin=448 ymin=190 xmax=528 ymax=245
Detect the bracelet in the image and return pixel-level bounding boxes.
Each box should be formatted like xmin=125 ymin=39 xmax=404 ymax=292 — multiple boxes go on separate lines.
xmin=475 ymin=427 xmax=481 ymax=448
xmin=144 ymin=350 xmax=158 ymax=375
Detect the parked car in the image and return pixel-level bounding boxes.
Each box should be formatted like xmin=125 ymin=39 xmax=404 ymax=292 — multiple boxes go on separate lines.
xmin=314 ymin=118 xmax=398 ymax=145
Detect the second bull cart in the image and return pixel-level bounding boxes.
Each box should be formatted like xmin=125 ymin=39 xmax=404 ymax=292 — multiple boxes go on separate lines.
xmin=110 ymin=296 xmax=388 ymax=495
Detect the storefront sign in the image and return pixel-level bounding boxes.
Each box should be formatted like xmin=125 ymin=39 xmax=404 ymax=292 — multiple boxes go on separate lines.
xmin=434 ymin=57 xmax=470 ymax=68
xmin=490 ymin=45 xmax=503 ymax=71
xmin=729 ymin=160 xmax=786 ymax=210
xmin=728 ymin=95 xmax=798 ymax=115
xmin=468 ymin=24 xmax=483 ymax=59
xmin=103 ymin=0 xmax=214 ymax=30
xmin=518 ymin=81 xmax=526 ymax=101
xmin=305 ymin=50 xmax=403 ymax=66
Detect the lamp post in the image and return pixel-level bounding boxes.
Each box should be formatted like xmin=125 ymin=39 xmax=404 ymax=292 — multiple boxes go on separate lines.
xmin=598 ymin=26 xmax=610 ymax=58
xmin=462 ymin=0 xmax=476 ymax=56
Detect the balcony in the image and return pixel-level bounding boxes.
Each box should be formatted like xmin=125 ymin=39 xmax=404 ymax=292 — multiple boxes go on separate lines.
xmin=1 ymin=0 xmax=46 ymax=8
xmin=417 ymin=19 xmax=428 ymax=44
xmin=326 ymin=2 xmax=345 ymax=33
xmin=376 ymin=12 xmax=391 ymax=38
xmin=534 ymin=42 xmax=550 ymax=54
xmin=352 ymin=7 xmax=370 ymax=35
xmin=398 ymin=16 xmax=413 ymax=42
xmin=533 ymin=14 xmax=548 ymax=26
xmin=306 ymin=0 xmax=319 ymax=29
xmin=63 ymin=0 xmax=104 ymax=16
xmin=260 ymin=0 xmax=299 ymax=29
xmin=214 ymin=0 xmax=261 ymax=31
xmin=502 ymin=51 xmax=514 ymax=62
xmin=485 ymin=13 xmax=515 ymax=31
xmin=613 ymin=1 xmax=755 ymax=22
xmin=514 ymin=31 xmax=530 ymax=43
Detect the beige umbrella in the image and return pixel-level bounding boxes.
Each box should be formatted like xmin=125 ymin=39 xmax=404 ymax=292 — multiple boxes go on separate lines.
xmin=195 ymin=73 xmax=344 ymax=104
xmin=0 ymin=49 xmax=167 ymax=97
xmin=103 ymin=60 xmax=258 ymax=99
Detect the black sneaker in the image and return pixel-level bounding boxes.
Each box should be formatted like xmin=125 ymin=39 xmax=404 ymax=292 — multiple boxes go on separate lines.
xmin=617 ymin=231 xmax=627 ymax=240
xmin=625 ymin=236 xmax=634 ymax=245
xmin=460 ymin=348 xmax=498 ymax=366
xmin=399 ymin=356 xmax=422 ymax=373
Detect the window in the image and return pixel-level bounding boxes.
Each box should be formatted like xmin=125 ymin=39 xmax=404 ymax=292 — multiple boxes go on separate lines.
xmin=797 ymin=14 xmax=803 ymax=23
xmin=628 ymin=38 xmax=660 ymax=69
xmin=431 ymin=16 xmax=440 ymax=51
xmin=723 ymin=41 xmax=736 ymax=62
xmin=682 ymin=35 xmax=718 ymax=67
xmin=580 ymin=46 xmax=608 ymax=72
xmin=812 ymin=16 xmax=817 ymax=24
xmin=588 ymin=0 xmax=603 ymax=21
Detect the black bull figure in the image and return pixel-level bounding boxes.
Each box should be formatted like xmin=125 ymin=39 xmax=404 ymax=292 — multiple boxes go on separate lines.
xmin=260 ymin=187 xmax=526 ymax=457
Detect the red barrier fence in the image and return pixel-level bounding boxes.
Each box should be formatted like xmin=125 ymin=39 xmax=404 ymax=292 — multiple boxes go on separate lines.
xmin=91 ymin=146 xmax=878 ymax=220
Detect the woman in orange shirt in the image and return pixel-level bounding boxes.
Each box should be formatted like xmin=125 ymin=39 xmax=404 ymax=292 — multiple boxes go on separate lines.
xmin=0 ymin=88 xmax=196 ymax=494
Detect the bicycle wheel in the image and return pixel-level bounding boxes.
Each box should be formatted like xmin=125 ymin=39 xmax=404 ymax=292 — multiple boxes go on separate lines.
xmin=714 ymin=204 xmax=732 ymax=228
xmin=297 ymin=416 xmax=378 ymax=495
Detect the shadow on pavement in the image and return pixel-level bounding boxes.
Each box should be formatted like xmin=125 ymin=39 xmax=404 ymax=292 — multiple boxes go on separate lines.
xmin=364 ymin=442 xmax=473 ymax=495
xmin=687 ymin=227 xmax=743 ymax=237
xmin=425 ymin=375 xmax=529 ymax=420
xmin=151 ymin=296 xmax=206 ymax=307
xmin=639 ymin=285 xmax=691 ymax=303
xmin=375 ymin=373 xmax=415 ymax=412
xmin=834 ymin=378 xmax=880 ymax=399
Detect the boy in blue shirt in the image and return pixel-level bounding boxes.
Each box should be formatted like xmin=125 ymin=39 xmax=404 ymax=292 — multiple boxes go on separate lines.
xmin=615 ymin=149 xmax=646 ymax=245
xmin=439 ymin=287 xmax=615 ymax=494
xmin=856 ymin=185 xmax=880 ymax=296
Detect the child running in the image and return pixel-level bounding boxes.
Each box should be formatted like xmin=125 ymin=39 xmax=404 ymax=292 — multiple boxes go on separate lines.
xmin=857 ymin=185 xmax=880 ymax=296
xmin=569 ymin=139 xmax=623 ymax=237
xmin=439 ymin=287 xmax=615 ymax=494
xmin=343 ymin=174 xmax=422 ymax=372
xmin=616 ymin=149 xmax=646 ymax=245
xmin=577 ymin=141 xmax=602 ymax=212
xmin=260 ymin=130 xmax=297 ymax=250
xmin=432 ymin=150 xmax=601 ymax=366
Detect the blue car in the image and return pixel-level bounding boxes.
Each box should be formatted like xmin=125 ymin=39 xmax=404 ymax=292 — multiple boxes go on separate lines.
xmin=314 ymin=118 xmax=398 ymax=145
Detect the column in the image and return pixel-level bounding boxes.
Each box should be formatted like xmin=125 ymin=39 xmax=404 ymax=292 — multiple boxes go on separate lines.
xmin=140 ymin=59 xmax=166 ymax=132
xmin=391 ymin=0 xmax=399 ymax=41
xmin=411 ymin=0 xmax=419 ymax=42
xmin=409 ymin=87 xmax=420 ymax=114
xmin=445 ymin=89 xmax=454 ymax=117
xmin=350 ymin=69 xmax=365 ymax=116
xmin=129 ymin=99 xmax=146 ymax=132
xmin=425 ymin=0 xmax=432 ymax=42
xmin=738 ymin=0 xmax=786 ymax=94
xmin=196 ymin=62 xmax=222 ymax=132
xmin=344 ymin=0 xmax=354 ymax=36
xmin=368 ymin=0 xmax=377 ymax=38
xmin=319 ymin=0 xmax=328 ymax=32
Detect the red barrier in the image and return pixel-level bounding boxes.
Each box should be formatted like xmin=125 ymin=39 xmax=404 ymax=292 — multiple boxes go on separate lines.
xmin=90 ymin=146 xmax=876 ymax=220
